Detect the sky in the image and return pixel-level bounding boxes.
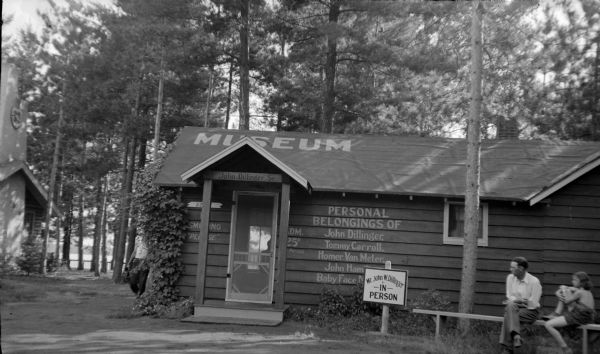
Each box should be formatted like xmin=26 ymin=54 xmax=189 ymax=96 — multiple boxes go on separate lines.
xmin=2 ymin=0 xmax=114 ymax=38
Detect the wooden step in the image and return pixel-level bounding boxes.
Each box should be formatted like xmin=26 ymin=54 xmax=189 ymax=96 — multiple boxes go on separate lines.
xmin=182 ymin=302 xmax=287 ymax=326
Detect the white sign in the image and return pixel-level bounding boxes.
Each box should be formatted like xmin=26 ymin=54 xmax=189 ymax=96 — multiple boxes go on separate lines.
xmin=362 ymin=268 xmax=408 ymax=306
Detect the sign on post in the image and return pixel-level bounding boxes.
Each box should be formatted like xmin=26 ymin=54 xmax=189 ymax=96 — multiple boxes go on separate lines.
xmin=362 ymin=267 xmax=408 ymax=306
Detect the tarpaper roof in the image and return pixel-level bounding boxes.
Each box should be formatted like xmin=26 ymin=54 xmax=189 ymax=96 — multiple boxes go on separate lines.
xmin=155 ymin=127 xmax=600 ymax=204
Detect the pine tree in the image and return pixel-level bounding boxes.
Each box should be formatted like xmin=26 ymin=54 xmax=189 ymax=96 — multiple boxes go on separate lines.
xmin=16 ymin=235 xmax=43 ymax=275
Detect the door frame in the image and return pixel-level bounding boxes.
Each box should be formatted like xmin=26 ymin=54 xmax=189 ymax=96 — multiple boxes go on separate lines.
xmin=225 ymin=190 xmax=279 ymax=303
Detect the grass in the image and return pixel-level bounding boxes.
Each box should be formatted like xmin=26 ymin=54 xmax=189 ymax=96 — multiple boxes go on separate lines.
xmin=3 ymin=274 xmax=595 ymax=353
xmin=0 ymin=275 xmax=65 ymax=304
xmin=286 ymin=306 xmax=594 ymax=354
xmin=0 ymin=278 xmax=40 ymax=303
xmin=106 ymin=306 xmax=145 ymax=319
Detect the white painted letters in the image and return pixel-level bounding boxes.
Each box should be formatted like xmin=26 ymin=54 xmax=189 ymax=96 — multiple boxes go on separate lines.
xmin=193 ymin=133 xmax=352 ymax=152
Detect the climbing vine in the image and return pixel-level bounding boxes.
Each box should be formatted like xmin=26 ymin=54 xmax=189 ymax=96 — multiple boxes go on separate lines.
xmin=133 ymin=156 xmax=187 ymax=312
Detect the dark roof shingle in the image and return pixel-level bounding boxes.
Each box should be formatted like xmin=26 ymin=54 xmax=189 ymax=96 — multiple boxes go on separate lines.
xmin=155 ymin=127 xmax=600 ymax=202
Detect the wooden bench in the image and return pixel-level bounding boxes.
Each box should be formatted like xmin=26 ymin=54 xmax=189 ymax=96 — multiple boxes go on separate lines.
xmin=412 ymin=309 xmax=599 ymax=354
xmin=581 ymin=323 xmax=600 ymax=354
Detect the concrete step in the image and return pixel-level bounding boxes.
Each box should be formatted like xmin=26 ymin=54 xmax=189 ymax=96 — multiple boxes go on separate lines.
xmin=182 ymin=302 xmax=286 ymax=326
xmin=181 ymin=315 xmax=282 ymax=326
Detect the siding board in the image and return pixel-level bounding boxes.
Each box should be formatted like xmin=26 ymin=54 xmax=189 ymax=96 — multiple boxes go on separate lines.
xmin=173 ymin=167 xmax=600 ymax=315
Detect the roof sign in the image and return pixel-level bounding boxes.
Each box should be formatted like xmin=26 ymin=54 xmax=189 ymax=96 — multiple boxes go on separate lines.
xmin=193 ymin=132 xmax=352 ymax=152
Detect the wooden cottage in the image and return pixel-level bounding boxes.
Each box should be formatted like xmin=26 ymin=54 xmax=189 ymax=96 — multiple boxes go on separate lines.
xmin=0 ymin=62 xmax=56 ymax=266
xmin=155 ymin=127 xmax=600 ymax=325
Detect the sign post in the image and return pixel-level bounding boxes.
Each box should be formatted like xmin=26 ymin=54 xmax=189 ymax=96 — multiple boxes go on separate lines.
xmin=381 ymin=261 xmax=391 ymax=333
xmin=362 ymin=261 xmax=408 ymax=334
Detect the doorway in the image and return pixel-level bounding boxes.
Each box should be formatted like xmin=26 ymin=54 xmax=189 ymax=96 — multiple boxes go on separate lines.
xmin=226 ymin=192 xmax=278 ymax=303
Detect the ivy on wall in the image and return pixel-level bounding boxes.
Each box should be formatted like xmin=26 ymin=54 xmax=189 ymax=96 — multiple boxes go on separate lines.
xmin=133 ymin=157 xmax=188 ymax=311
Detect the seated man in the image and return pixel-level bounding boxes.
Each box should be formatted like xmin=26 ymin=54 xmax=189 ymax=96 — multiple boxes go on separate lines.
xmin=499 ymin=256 xmax=542 ymax=354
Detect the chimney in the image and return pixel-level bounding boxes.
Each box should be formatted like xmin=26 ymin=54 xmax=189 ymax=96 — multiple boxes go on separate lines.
xmin=495 ymin=115 xmax=519 ymax=140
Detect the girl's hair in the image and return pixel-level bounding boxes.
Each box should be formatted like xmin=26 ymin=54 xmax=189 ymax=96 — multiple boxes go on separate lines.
xmin=574 ymin=271 xmax=593 ymax=290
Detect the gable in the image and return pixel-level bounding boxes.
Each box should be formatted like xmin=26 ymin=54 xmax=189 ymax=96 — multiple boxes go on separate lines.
xmin=180 ymin=137 xmax=309 ymax=189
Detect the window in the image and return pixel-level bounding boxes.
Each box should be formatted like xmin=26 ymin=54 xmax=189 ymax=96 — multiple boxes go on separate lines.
xmin=247 ymin=225 xmax=271 ymax=270
xmin=24 ymin=211 xmax=35 ymax=237
xmin=443 ymin=201 xmax=488 ymax=246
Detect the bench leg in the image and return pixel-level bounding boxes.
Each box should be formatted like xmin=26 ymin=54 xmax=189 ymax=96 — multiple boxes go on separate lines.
xmin=582 ymin=327 xmax=588 ymax=354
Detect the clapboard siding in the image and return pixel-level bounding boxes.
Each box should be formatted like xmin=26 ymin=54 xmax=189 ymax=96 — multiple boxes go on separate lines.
xmin=283 ymin=180 xmax=599 ymax=314
xmin=283 ymin=193 xmax=543 ymax=314
xmin=540 ymin=166 xmax=600 ymax=311
xmin=173 ymin=167 xmax=599 ymax=315
xmin=175 ymin=187 xmax=232 ymax=301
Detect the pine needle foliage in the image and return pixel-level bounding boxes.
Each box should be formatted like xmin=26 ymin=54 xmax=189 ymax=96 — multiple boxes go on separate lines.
xmin=16 ymin=235 xmax=43 ymax=275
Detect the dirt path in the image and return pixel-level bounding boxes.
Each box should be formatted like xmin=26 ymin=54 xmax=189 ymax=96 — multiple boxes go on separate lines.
xmin=1 ymin=272 xmax=429 ymax=353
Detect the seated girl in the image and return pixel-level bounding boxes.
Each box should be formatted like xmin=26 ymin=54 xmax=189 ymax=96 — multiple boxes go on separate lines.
xmin=543 ymin=271 xmax=596 ymax=354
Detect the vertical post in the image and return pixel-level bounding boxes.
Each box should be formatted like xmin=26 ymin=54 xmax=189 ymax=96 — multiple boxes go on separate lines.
xmin=435 ymin=314 xmax=441 ymax=340
xmin=194 ymin=178 xmax=212 ymax=305
xmin=275 ymin=181 xmax=290 ymax=308
xmin=380 ymin=260 xmax=391 ymax=334
xmin=582 ymin=327 xmax=588 ymax=354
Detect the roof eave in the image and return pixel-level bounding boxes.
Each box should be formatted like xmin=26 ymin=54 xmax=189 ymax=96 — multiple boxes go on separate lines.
xmin=1 ymin=161 xmax=61 ymax=216
xmin=528 ymin=156 xmax=600 ymax=206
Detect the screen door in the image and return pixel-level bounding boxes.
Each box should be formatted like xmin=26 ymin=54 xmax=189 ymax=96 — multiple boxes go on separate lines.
xmin=226 ymin=192 xmax=278 ymax=303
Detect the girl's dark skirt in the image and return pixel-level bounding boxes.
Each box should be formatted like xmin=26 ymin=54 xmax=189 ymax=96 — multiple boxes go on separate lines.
xmin=564 ymin=303 xmax=595 ymax=325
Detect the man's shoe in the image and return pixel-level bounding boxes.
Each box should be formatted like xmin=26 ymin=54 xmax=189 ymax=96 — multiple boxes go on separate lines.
xmin=513 ymin=334 xmax=523 ymax=348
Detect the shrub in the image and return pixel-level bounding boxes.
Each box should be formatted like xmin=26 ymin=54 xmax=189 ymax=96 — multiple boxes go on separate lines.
xmin=348 ymin=282 xmax=381 ymax=316
xmin=0 ymin=255 xmax=17 ymax=274
xmin=16 ymin=235 xmax=43 ymax=275
xmin=46 ymin=252 xmax=58 ymax=273
xmin=284 ymin=287 xmax=453 ymax=337
xmin=133 ymin=295 xmax=193 ymax=318
xmin=389 ymin=289 xmax=452 ymax=336
xmin=318 ymin=287 xmax=350 ymax=316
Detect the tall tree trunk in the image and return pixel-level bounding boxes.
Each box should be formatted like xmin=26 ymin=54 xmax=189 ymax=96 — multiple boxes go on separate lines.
xmin=113 ymin=62 xmax=142 ymax=282
xmin=112 ymin=138 xmax=129 ymax=281
xmin=112 ymin=138 xmax=137 ymax=282
xmin=138 ymin=139 xmax=147 ymax=170
xmin=53 ymin=153 xmax=65 ymax=265
xmin=592 ymin=34 xmax=599 ymax=140
xmin=320 ymin=1 xmax=341 ymax=134
xmin=276 ymin=37 xmax=286 ymax=131
xmin=225 ymin=59 xmax=233 ymax=129
xmin=153 ymin=46 xmax=166 ymax=161
xmin=61 ymin=190 xmax=73 ymax=269
xmin=204 ymin=67 xmax=214 ymax=127
xmin=124 ymin=140 xmax=138 ymax=265
xmin=91 ymin=175 xmax=103 ymax=276
xmin=76 ymin=143 xmax=87 ymax=271
xmin=458 ymin=0 xmax=483 ymax=335
xmin=41 ymin=80 xmax=66 ymax=274
xmin=77 ymin=191 xmax=85 ymax=271
xmin=100 ymin=175 xmax=109 ymax=274
xmin=239 ymin=0 xmax=250 ymax=130
xmin=125 ymin=139 xmax=147 ymax=266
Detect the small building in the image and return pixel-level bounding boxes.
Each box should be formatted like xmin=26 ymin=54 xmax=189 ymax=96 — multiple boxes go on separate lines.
xmin=155 ymin=126 xmax=600 ymax=324
xmin=0 ymin=62 xmax=55 ymax=266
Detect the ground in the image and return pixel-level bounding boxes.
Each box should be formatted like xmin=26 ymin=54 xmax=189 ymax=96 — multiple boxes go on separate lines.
xmin=1 ymin=271 xmax=434 ymax=354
